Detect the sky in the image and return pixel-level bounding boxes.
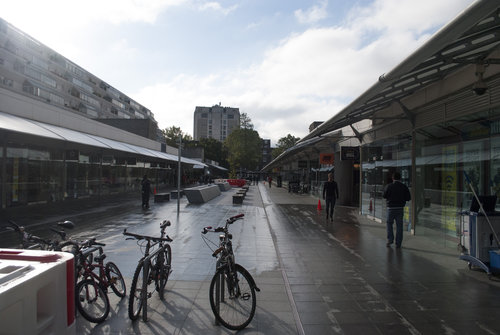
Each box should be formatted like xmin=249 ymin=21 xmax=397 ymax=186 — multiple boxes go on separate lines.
xmin=2 ymin=0 xmax=477 ymax=145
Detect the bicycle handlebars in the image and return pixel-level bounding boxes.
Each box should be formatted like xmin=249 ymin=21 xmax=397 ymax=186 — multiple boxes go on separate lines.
xmin=202 ymin=213 xmax=244 ymax=234
xmin=123 ymin=229 xmax=173 ymax=243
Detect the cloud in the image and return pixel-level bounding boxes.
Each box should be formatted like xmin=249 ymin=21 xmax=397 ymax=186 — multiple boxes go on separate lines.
xmin=198 ymin=2 xmax=238 ymax=15
xmin=2 ymin=0 xmax=476 ymax=146
xmin=139 ymin=0 xmax=475 ymax=145
xmin=295 ymin=0 xmax=328 ymax=25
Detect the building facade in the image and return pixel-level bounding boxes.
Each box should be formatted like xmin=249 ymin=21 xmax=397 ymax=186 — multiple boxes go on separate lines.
xmin=260 ymin=139 xmax=272 ymax=171
xmin=0 ymin=18 xmax=204 ymax=213
xmin=193 ymin=104 xmax=240 ymax=141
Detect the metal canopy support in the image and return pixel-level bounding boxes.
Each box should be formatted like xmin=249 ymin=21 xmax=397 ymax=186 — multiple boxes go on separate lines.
xmin=349 ymin=124 xmax=364 ymax=143
xmin=397 ymin=101 xmax=415 ymax=127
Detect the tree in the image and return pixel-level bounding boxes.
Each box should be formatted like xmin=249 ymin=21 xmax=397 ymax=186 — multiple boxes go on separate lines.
xmin=162 ymin=126 xmax=192 ymax=148
xmin=240 ymin=112 xmax=253 ymax=130
xmin=272 ymin=134 xmax=300 ymax=159
xmin=199 ymin=137 xmax=228 ymax=168
xmin=224 ymin=128 xmax=262 ymax=173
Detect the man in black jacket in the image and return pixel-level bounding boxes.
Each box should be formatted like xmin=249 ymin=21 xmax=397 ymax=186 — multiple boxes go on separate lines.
xmin=141 ymin=175 xmax=152 ymax=209
xmin=323 ymin=173 xmax=339 ymax=222
xmin=383 ymin=172 xmax=411 ymax=248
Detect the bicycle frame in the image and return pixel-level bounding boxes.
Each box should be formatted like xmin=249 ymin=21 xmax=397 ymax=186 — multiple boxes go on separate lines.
xmin=78 ymin=246 xmax=113 ymax=290
xmin=140 ymin=241 xmax=165 ymax=321
xmin=123 ymin=219 xmax=173 ymax=322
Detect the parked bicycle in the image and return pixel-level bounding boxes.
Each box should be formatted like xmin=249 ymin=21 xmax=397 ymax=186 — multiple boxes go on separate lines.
xmin=75 ymin=238 xmax=126 ymax=323
xmin=201 ymin=213 xmax=260 ymax=330
xmin=123 ymin=220 xmax=173 ymax=321
xmin=3 ymin=219 xmax=78 ymax=253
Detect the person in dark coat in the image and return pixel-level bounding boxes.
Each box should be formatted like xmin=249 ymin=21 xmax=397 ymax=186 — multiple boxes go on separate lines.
xmin=141 ymin=175 xmax=152 ymax=209
xmin=322 ymin=173 xmax=339 ymax=222
xmin=383 ymin=171 xmax=411 ymax=248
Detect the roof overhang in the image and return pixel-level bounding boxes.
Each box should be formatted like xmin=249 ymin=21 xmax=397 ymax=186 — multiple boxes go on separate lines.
xmin=262 ymin=0 xmax=500 ymax=171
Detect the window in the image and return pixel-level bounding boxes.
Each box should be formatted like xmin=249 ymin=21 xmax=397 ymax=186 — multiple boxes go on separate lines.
xmin=72 ymin=77 xmax=92 ymax=92
xmin=81 ymin=93 xmax=100 ymax=107
xmin=41 ymin=74 xmax=56 ymax=88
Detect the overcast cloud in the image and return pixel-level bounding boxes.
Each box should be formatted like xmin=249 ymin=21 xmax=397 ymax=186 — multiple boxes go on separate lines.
xmin=2 ymin=0 xmax=475 ymax=144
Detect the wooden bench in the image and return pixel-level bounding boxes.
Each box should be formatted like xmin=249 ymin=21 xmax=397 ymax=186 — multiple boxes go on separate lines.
xmin=154 ymin=193 xmax=170 ymax=203
xmin=233 ymin=194 xmax=244 ymax=204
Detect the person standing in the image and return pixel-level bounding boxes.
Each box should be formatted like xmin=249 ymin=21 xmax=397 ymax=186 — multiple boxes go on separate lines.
xmin=268 ymin=176 xmax=272 ymax=188
xmin=383 ymin=171 xmax=411 ymax=248
xmin=141 ymin=175 xmax=152 ymax=209
xmin=322 ymin=173 xmax=339 ymax=222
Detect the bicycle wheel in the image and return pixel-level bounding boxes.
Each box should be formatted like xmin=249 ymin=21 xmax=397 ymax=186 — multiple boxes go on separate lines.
xmin=156 ymin=244 xmax=172 ymax=300
xmin=129 ymin=259 xmax=153 ymax=321
xmin=76 ymin=279 xmax=110 ymax=323
xmin=209 ymin=264 xmax=256 ymax=330
xmin=106 ymin=261 xmax=126 ymax=298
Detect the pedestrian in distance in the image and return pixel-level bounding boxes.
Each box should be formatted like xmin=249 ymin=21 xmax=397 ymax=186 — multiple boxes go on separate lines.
xmin=383 ymin=171 xmax=411 ymax=248
xmin=322 ymin=173 xmax=339 ymax=222
xmin=268 ymin=176 xmax=272 ymax=188
xmin=141 ymin=175 xmax=152 ymax=209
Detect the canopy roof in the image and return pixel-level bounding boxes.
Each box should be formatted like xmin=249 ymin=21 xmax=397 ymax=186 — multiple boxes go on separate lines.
xmin=263 ymin=0 xmax=500 ymax=171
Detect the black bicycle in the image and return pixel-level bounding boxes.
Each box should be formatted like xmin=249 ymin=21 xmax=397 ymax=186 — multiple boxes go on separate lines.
xmin=3 ymin=219 xmax=78 ymax=253
xmin=123 ymin=220 xmax=173 ymax=321
xmin=202 ymin=213 xmax=260 ymax=330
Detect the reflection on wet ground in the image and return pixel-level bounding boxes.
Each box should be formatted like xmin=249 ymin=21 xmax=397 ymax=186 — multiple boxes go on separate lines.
xmin=2 ymin=182 xmax=500 ymax=334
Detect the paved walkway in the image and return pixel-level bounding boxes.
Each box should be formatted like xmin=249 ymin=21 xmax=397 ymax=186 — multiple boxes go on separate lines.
xmin=3 ymin=182 xmax=500 ymax=334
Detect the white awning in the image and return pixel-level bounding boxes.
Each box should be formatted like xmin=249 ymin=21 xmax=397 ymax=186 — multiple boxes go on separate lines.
xmin=0 ymin=111 xmax=207 ymax=166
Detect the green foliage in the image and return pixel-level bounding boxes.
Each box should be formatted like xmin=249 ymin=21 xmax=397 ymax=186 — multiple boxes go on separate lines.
xmin=224 ymin=128 xmax=262 ymax=172
xmin=272 ymin=134 xmax=300 ymax=159
xmin=162 ymin=126 xmax=192 ymax=148
xmin=199 ymin=137 xmax=228 ymax=168
xmin=240 ymin=112 xmax=253 ymax=130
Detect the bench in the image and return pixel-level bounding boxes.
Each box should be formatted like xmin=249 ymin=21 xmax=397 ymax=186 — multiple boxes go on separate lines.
xmin=154 ymin=193 xmax=170 ymax=203
xmin=184 ymin=185 xmax=221 ymax=204
xmin=216 ymin=182 xmax=231 ymax=192
xmin=170 ymin=190 xmax=184 ymax=199
xmin=233 ymin=194 xmax=244 ymax=204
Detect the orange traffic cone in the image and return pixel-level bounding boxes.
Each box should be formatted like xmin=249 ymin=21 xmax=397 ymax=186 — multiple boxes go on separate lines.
xmin=317 ymin=199 xmax=322 ymax=211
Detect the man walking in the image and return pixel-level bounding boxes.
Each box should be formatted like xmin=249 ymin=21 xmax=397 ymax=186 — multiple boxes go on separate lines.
xmin=322 ymin=173 xmax=339 ymax=222
xmin=141 ymin=175 xmax=152 ymax=209
xmin=383 ymin=172 xmax=411 ymax=248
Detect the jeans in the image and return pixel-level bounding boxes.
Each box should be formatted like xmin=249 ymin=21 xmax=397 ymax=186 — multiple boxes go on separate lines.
xmin=325 ymin=197 xmax=336 ymax=218
xmin=386 ymin=207 xmax=404 ymax=246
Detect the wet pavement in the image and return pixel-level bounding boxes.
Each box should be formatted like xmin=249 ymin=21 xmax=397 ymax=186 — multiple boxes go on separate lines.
xmin=3 ymin=183 xmax=500 ymax=334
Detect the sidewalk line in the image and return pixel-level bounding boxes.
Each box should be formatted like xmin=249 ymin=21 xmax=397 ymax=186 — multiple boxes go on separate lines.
xmin=258 ymin=183 xmax=305 ymax=335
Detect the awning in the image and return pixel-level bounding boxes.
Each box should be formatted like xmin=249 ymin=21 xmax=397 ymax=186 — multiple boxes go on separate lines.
xmin=0 ymin=111 xmax=206 ymax=167
xmin=207 ymin=163 xmax=228 ymax=171
xmin=262 ymin=1 xmax=500 ymax=171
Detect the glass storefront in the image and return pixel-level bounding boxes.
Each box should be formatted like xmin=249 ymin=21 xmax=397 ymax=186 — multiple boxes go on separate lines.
xmin=361 ymin=135 xmax=412 ymax=228
xmin=1 ymin=132 xmax=179 ymax=209
xmin=361 ymin=107 xmax=500 ymax=248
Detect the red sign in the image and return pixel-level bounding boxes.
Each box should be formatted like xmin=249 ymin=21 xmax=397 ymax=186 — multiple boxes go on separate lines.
xmin=319 ymin=153 xmax=334 ymax=165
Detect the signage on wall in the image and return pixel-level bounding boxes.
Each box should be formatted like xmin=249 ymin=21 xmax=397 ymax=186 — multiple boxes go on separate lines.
xmin=319 ymin=153 xmax=334 ymax=165
xmin=341 ymin=146 xmax=360 ymax=161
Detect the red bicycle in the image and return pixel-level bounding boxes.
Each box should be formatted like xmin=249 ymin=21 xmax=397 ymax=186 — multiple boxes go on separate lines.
xmin=75 ymin=238 xmax=126 ymax=323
